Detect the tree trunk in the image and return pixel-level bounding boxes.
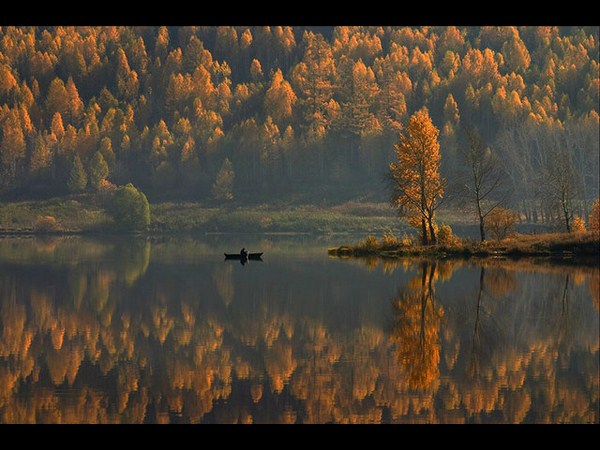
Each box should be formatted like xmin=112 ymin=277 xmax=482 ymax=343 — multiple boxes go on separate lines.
xmin=476 ymin=197 xmax=485 ymax=242
xmin=427 ymin=216 xmax=437 ymax=245
xmin=421 ymin=218 xmax=428 ymax=245
xmin=561 ymin=194 xmax=571 ymax=232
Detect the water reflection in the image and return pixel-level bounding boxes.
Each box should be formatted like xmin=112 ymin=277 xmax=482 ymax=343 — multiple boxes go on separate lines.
xmin=392 ymin=261 xmax=443 ymax=391
xmin=0 ymin=237 xmax=597 ymax=423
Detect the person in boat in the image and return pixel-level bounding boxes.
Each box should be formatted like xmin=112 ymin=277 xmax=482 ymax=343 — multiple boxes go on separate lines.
xmin=240 ymin=247 xmax=248 ymax=257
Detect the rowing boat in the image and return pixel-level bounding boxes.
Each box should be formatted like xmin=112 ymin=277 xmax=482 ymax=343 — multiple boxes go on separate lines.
xmin=224 ymin=252 xmax=263 ymax=260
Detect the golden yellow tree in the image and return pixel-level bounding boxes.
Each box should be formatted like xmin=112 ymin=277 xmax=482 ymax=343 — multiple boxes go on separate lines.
xmin=389 ymin=109 xmax=445 ymax=244
xmin=264 ymin=69 xmax=297 ymax=125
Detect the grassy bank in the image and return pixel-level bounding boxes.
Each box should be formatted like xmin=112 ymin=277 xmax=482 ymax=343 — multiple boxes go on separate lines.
xmin=328 ymin=231 xmax=600 ymax=261
xmin=0 ymin=196 xmax=398 ymax=235
xmin=0 ymin=197 xmax=110 ymax=233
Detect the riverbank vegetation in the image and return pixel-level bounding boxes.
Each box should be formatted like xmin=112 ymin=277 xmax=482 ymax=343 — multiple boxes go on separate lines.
xmin=0 ymin=196 xmax=397 ymax=234
xmin=329 ymin=228 xmax=600 ymax=260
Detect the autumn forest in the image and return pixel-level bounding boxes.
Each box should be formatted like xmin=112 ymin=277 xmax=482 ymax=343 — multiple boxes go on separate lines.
xmin=0 ymin=25 xmax=598 ymax=425
xmin=0 ymin=26 xmax=598 ymax=224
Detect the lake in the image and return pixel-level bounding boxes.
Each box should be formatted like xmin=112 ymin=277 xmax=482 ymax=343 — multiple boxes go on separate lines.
xmin=0 ymin=235 xmax=597 ymax=424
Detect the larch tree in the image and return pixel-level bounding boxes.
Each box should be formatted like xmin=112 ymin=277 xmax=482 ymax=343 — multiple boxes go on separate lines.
xmin=264 ymin=69 xmax=297 ymax=125
xmin=0 ymin=110 xmax=26 ymax=181
xmin=212 ymin=157 xmax=234 ymax=201
xmin=45 ymin=78 xmax=70 ymax=122
xmin=460 ymin=126 xmax=506 ymax=242
xmin=389 ymin=109 xmax=446 ymax=245
xmin=0 ymin=64 xmax=18 ymax=100
xmin=65 ymin=76 xmax=84 ymax=126
xmin=116 ymin=49 xmax=139 ymax=101
xmin=67 ymin=154 xmax=87 ymax=193
xmin=88 ymin=150 xmax=109 ymax=190
xmin=29 ymin=134 xmax=52 ymax=177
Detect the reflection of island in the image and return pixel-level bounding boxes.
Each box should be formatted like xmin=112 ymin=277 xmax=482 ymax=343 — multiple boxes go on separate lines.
xmin=0 ymin=239 xmax=598 ymax=423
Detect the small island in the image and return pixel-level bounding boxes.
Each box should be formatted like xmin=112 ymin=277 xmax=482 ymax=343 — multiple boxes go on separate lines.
xmin=328 ymin=230 xmax=600 ymax=262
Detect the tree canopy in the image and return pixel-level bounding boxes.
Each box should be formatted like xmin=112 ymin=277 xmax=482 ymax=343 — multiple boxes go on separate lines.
xmin=108 ymin=183 xmax=150 ymax=231
xmin=389 ymin=109 xmax=445 ymax=244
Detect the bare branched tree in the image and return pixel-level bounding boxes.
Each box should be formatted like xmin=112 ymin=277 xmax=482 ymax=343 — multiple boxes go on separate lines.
xmin=544 ymin=145 xmax=579 ymax=232
xmin=460 ymin=126 xmax=508 ymax=242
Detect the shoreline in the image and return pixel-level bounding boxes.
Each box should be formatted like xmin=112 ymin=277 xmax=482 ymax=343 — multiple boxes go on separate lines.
xmin=328 ymin=232 xmax=600 ymax=264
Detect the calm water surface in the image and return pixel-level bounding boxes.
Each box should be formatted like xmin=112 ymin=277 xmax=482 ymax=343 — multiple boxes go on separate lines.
xmin=0 ymin=235 xmax=597 ymax=423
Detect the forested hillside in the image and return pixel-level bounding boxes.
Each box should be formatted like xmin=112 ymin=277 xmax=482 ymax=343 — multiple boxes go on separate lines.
xmin=0 ymin=26 xmax=598 ymax=220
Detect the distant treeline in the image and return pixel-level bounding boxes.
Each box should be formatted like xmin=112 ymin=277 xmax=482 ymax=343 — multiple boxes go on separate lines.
xmin=0 ymin=26 xmax=598 ymax=220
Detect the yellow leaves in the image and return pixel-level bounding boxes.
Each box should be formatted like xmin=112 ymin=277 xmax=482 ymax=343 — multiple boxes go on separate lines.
xmin=443 ymin=93 xmax=460 ymax=125
xmin=264 ymin=68 xmax=297 ymax=124
xmin=0 ymin=64 xmax=18 ymax=97
xmin=390 ymin=109 xmax=445 ymax=243
xmin=0 ymin=108 xmax=26 ymax=166
xmin=165 ymin=73 xmax=194 ymax=113
xmin=249 ymin=58 xmax=263 ymax=81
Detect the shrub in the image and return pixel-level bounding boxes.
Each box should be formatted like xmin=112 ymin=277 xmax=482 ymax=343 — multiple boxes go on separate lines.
xmin=358 ymin=235 xmax=379 ymax=251
xmin=571 ymin=215 xmax=586 ymax=233
xmin=381 ymin=229 xmax=400 ymax=247
xmin=33 ymin=215 xmax=62 ymax=233
xmin=486 ymin=208 xmax=518 ymax=241
xmin=108 ymin=183 xmax=150 ymax=231
xmin=400 ymin=232 xmax=414 ymax=246
xmin=259 ymin=215 xmax=273 ymax=229
xmin=437 ymin=223 xmax=460 ymax=246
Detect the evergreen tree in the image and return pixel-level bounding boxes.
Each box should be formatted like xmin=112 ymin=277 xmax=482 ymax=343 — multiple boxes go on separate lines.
xmin=88 ymin=151 xmax=109 ymax=190
xmin=212 ymin=158 xmax=235 ymax=201
xmin=67 ymin=154 xmax=87 ymax=192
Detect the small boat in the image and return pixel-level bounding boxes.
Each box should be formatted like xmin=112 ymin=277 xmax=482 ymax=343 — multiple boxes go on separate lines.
xmin=224 ymin=252 xmax=263 ymax=260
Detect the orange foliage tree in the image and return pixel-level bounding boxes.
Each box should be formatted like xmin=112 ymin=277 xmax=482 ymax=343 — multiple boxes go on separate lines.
xmin=389 ymin=109 xmax=446 ymax=245
xmin=486 ymin=207 xmax=518 ymax=241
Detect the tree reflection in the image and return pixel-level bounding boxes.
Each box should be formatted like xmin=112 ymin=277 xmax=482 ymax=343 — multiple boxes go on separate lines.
xmin=589 ymin=268 xmax=599 ymax=311
xmin=467 ymin=267 xmax=485 ymax=380
xmin=112 ymin=239 xmax=151 ymax=285
xmin=485 ymin=266 xmax=518 ymax=298
xmin=0 ymin=238 xmax=598 ymax=423
xmin=213 ymin=264 xmax=234 ymax=306
xmin=392 ymin=261 xmax=444 ymax=391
